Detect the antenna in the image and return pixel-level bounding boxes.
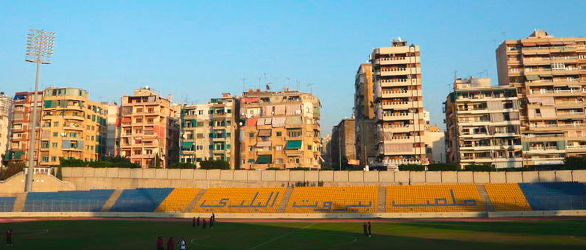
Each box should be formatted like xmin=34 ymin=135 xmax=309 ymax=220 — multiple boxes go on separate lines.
xmin=286 ymin=77 xmax=290 ymax=90
xmin=453 ymin=70 xmax=458 ymax=81
xmin=241 ymin=78 xmax=246 ymax=93
xmin=307 ymin=83 xmax=315 ymax=94
xmin=296 ymin=80 xmax=301 ymax=91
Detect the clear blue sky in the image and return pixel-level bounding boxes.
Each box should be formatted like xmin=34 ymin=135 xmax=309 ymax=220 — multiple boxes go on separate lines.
xmin=1 ymin=0 xmax=585 ymax=133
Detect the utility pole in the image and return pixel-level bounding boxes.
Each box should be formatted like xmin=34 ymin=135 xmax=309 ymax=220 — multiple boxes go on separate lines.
xmin=24 ymin=29 xmax=56 ymax=192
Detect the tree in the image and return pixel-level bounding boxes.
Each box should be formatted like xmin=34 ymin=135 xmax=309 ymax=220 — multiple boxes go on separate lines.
xmin=0 ymin=162 xmax=26 ymax=180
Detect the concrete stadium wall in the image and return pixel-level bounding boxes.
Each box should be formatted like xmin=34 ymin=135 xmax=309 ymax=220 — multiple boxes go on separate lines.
xmin=0 ymin=173 xmax=75 ymax=194
xmin=60 ymin=168 xmax=586 ymax=190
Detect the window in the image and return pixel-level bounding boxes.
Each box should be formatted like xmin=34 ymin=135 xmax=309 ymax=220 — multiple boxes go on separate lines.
xmin=276 ymin=146 xmax=283 ymax=151
xmin=249 ymin=133 xmax=254 ymax=138
xmin=70 ymin=132 xmax=77 ymax=138
xmin=276 ymin=158 xmax=283 ymax=164
xmin=307 ymin=145 xmax=312 ymax=150
xmin=287 ymin=129 xmax=302 ymax=137
xmin=51 ymin=156 xmax=57 ymax=162
xmin=276 ymin=132 xmax=282 ymax=137
xmin=53 ymin=132 xmax=58 ymax=137
xmin=198 ymin=110 xmax=203 ymax=115
xmin=42 ymin=156 xmax=49 ymax=162
xmin=52 ymin=142 xmax=58 ymax=148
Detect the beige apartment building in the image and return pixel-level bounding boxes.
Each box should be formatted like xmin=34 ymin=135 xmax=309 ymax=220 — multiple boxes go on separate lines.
xmin=5 ymin=91 xmax=42 ymax=167
xmin=120 ymin=87 xmax=179 ymax=168
xmin=444 ymin=77 xmax=523 ymax=168
xmin=496 ymin=30 xmax=586 ymax=166
xmin=39 ymin=87 xmax=107 ymax=167
xmin=104 ymin=102 xmax=120 ymax=157
xmin=239 ymin=89 xmax=321 ymax=170
xmin=180 ymin=93 xmax=238 ymax=168
xmin=371 ymin=39 xmax=427 ymax=168
xmin=354 ymin=63 xmax=377 ymax=167
xmin=0 ymin=92 xmax=12 ymax=167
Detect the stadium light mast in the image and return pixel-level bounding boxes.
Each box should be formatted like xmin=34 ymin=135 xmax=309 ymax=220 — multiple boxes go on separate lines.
xmin=24 ymin=29 xmax=55 ymax=192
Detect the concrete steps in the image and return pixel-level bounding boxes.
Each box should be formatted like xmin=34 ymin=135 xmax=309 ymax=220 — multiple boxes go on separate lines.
xmin=477 ymin=184 xmax=494 ymax=212
xmin=13 ymin=193 xmax=27 ymax=212
xmin=277 ymin=186 xmax=294 ymax=213
xmin=185 ymin=189 xmax=206 ymax=213
xmin=377 ymin=186 xmax=386 ymax=213
xmin=101 ymin=189 xmax=122 ymax=212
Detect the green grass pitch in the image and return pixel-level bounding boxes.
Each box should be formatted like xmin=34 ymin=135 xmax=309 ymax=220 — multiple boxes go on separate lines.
xmin=1 ymin=219 xmax=585 ymax=249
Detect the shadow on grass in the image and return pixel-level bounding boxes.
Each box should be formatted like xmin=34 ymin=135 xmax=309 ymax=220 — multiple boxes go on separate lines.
xmin=1 ymin=219 xmax=586 ymax=250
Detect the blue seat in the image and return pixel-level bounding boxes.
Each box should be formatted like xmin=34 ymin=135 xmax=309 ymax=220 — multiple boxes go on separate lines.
xmin=0 ymin=197 xmax=16 ymax=212
xmin=24 ymin=189 xmax=114 ymax=212
xmin=519 ymin=182 xmax=586 ymax=210
xmin=110 ymin=188 xmax=173 ymax=212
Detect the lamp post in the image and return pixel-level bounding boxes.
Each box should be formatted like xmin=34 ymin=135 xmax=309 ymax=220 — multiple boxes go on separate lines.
xmin=24 ymin=29 xmax=55 ymax=192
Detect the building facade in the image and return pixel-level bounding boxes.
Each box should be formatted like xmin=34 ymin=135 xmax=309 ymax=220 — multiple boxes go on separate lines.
xmin=330 ymin=118 xmax=356 ymax=168
xmin=444 ymin=77 xmax=523 ymax=168
xmin=371 ymin=39 xmax=427 ymax=168
xmin=423 ymin=125 xmax=446 ymax=164
xmin=120 ymin=87 xmax=179 ymax=168
xmin=0 ymin=92 xmax=12 ymax=167
xmin=5 ymin=91 xmax=43 ymax=167
xmin=354 ymin=63 xmax=377 ymax=167
xmin=180 ymin=93 xmax=238 ymax=168
xmin=39 ymin=87 xmax=107 ymax=167
xmin=104 ymin=102 xmax=120 ymax=157
xmin=496 ymin=30 xmax=586 ymax=166
xmin=239 ymin=89 xmax=321 ymax=170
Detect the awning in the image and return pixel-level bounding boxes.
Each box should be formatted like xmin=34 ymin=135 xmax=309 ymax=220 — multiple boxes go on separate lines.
xmin=285 ymin=116 xmax=303 ymax=125
xmin=246 ymin=118 xmax=258 ymax=127
xmin=525 ymin=75 xmax=539 ymax=81
xmin=285 ymin=140 xmax=302 ymax=150
xmin=256 ymin=155 xmax=272 ymax=164
xmin=183 ymin=142 xmax=194 ymax=146
xmin=258 ymin=129 xmax=272 ymax=137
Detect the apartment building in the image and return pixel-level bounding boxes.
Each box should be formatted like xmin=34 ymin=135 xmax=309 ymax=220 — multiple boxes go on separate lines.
xmin=5 ymin=91 xmax=42 ymax=166
xmin=0 ymin=92 xmax=12 ymax=167
xmin=330 ymin=118 xmax=356 ymax=168
xmin=179 ymin=93 xmax=238 ymax=168
xmin=104 ymin=102 xmax=120 ymax=157
xmin=120 ymin=87 xmax=179 ymax=168
xmin=444 ymin=77 xmax=523 ymax=168
xmin=354 ymin=63 xmax=377 ymax=167
xmin=39 ymin=87 xmax=107 ymax=167
xmin=496 ymin=30 xmax=586 ymax=166
xmin=371 ymin=39 xmax=427 ymax=168
xmin=239 ymin=89 xmax=321 ymax=170
xmin=423 ymin=125 xmax=446 ymax=163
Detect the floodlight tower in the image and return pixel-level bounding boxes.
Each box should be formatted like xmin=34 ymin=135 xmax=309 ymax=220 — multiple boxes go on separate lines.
xmin=24 ymin=29 xmax=55 ymax=192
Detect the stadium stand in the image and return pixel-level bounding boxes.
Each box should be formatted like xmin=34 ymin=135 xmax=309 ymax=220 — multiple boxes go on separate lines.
xmin=0 ymin=197 xmax=16 ymax=212
xmin=484 ymin=183 xmax=531 ymax=211
xmin=386 ymin=184 xmax=485 ymax=212
xmin=285 ymin=186 xmax=378 ymax=213
xmin=519 ymin=182 xmax=586 ymax=210
xmin=110 ymin=188 xmax=173 ymax=212
xmin=24 ymin=190 xmax=114 ymax=212
xmin=156 ymin=188 xmax=201 ymax=212
xmin=192 ymin=187 xmax=285 ymax=213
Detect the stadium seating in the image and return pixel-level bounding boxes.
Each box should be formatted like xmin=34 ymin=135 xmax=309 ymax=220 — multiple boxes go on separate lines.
xmin=0 ymin=197 xmax=16 ymax=212
xmin=286 ymin=186 xmax=378 ymax=213
xmin=156 ymin=188 xmax=201 ymax=212
xmin=484 ymin=184 xmax=531 ymax=211
xmin=110 ymin=188 xmax=173 ymax=212
xmin=519 ymin=182 xmax=586 ymax=210
xmin=386 ymin=184 xmax=485 ymax=213
xmin=192 ymin=187 xmax=285 ymax=213
xmin=24 ymin=189 xmax=114 ymax=212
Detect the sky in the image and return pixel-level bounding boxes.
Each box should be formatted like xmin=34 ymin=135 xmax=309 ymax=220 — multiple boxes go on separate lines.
xmin=1 ymin=0 xmax=585 ymax=133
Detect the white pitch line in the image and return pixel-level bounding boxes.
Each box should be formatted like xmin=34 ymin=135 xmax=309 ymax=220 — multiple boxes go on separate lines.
xmin=247 ymin=223 xmax=316 ymax=250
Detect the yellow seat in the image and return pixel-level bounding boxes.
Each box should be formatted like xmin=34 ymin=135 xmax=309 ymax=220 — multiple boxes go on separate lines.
xmin=156 ymin=188 xmax=201 ymax=212
xmin=484 ymin=183 xmax=531 ymax=211
xmin=192 ymin=187 xmax=285 ymax=213
xmin=386 ymin=184 xmax=484 ymax=213
xmin=285 ymin=186 xmax=378 ymax=213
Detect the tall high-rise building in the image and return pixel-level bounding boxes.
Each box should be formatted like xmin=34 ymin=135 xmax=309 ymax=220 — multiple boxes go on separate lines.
xmin=354 ymin=63 xmax=377 ymax=167
xmin=104 ymin=102 xmax=120 ymax=157
xmin=239 ymin=89 xmax=321 ymax=169
xmin=6 ymin=91 xmax=42 ymax=166
xmin=179 ymin=93 xmax=238 ymax=168
xmin=39 ymin=87 xmax=108 ymax=167
xmin=120 ymin=87 xmax=179 ymax=168
xmin=496 ymin=30 xmax=586 ymax=166
xmin=371 ymin=39 xmax=427 ymax=168
xmin=444 ymin=77 xmax=523 ymax=168
xmin=0 ymin=92 xmax=12 ymax=166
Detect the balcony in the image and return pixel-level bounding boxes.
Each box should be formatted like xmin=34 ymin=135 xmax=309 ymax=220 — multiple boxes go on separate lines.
xmin=379 ymin=79 xmax=419 ymax=87
xmin=381 ymin=101 xmax=423 ymax=110
xmin=378 ymin=145 xmax=427 ymax=156
xmin=381 ymin=113 xmax=411 ymax=121
xmin=556 ymin=112 xmax=585 ymax=119
xmin=382 ymin=125 xmax=414 ymax=133
xmin=373 ymin=57 xmax=411 ymax=65
xmin=380 ymin=90 xmax=421 ymax=98
xmin=375 ymin=67 xmax=421 ymax=76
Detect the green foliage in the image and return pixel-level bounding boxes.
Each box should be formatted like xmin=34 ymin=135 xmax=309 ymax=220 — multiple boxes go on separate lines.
xmin=59 ymin=156 xmax=140 ymax=168
xmin=266 ymin=167 xmax=281 ymax=170
xmin=199 ymin=159 xmax=230 ymax=169
xmin=564 ymin=157 xmax=586 ymax=169
xmin=427 ymin=163 xmax=460 ymax=171
xmin=398 ymin=164 xmax=425 ymax=171
xmin=56 ymin=165 xmax=63 ymax=180
xmin=290 ymin=167 xmax=310 ymax=171
xmin=0 ymin=162 xmax=26 ymax=180
xmin=464 ymin=164 xmax=496 ymax=172
xmin=169 ymin=162 xmax=197 ymax=169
